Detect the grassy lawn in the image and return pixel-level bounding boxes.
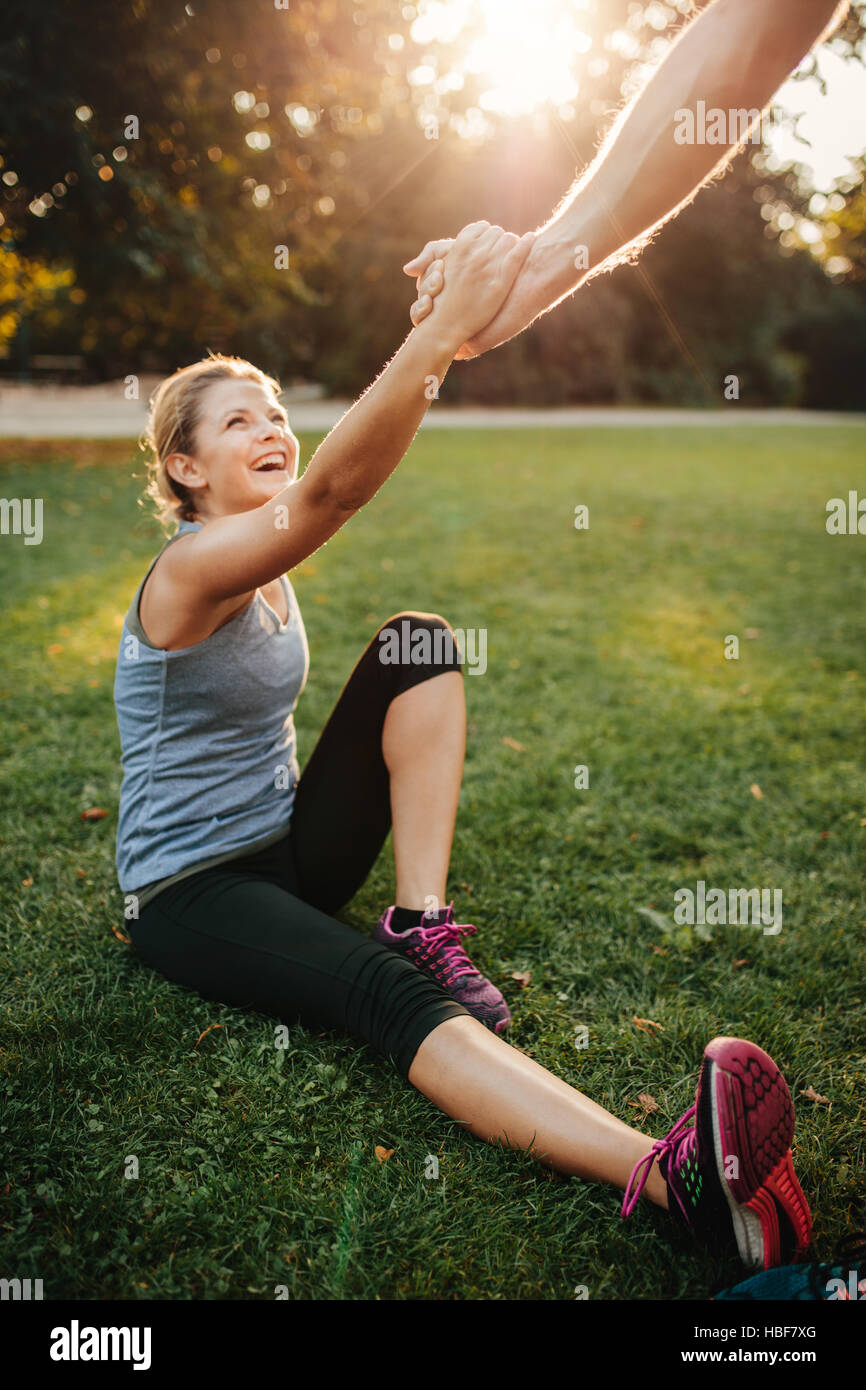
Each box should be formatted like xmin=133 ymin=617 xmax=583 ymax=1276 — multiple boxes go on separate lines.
xmin=1 ymin=424 xmax=864 ymax=1301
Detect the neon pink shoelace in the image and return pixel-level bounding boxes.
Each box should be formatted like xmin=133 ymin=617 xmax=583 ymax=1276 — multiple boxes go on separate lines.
xmin=416 ymin=908 xmax=480 ymax=984
xmin=621 ymin=1103 xmax=696 ymax=1218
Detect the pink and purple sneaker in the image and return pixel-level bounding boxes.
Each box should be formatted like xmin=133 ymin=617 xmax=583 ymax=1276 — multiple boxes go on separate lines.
xmin=622 ymin=1035 xmax=812 ymax=1269
xmin=373 ymin=901 xmax=512 ymax=1035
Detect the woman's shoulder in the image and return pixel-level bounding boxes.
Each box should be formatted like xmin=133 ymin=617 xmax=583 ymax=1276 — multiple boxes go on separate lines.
xmin=126 ymin=520 xmax=203 ymax=649
xmin=141 ymin=520 xmax=202 ymax=582
xmin=134 ymin=521 xmax=201 ymax=602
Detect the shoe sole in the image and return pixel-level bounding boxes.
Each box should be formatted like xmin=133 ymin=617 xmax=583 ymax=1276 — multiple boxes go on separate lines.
xmin=703 ymin=1037 xmax=810 ymax=1269
xmin=741 ymin=1153 xmax=813 ymax=1269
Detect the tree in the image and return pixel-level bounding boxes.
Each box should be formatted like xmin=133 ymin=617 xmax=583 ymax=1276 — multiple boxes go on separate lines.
xmin=1 ymin=0 xmax=864 ymax=403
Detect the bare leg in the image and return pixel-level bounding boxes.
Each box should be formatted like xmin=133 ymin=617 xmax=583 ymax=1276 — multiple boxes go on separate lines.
xmin=381 ymin=656 xmax=663 ymax=1205
xmin=409 ymin=1014 xmax=669 ymax=1207
xmin=381 ymin=668 xmax=465 ymax=910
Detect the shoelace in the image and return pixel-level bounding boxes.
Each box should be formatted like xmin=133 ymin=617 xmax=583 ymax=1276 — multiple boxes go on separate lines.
xmin=621 ymin=1104 xmax=697 ymax=1218
xmin=415 ymin=911 xmax=480 ymax=985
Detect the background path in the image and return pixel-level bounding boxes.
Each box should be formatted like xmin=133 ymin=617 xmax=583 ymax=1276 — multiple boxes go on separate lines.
xmin=0 ymin=379 xmax=863 ymax=437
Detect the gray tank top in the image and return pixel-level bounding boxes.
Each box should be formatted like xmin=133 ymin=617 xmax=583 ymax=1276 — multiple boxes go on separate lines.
xmin=113 ymin=520 xmax=309 ymax=910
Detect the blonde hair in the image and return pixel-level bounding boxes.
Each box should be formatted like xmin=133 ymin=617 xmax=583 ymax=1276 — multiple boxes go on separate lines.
xmin=140 ymin=354 xmax=282 ymax=533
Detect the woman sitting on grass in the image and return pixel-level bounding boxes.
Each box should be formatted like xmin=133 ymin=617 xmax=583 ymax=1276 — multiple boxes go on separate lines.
xmin=114 ymin=221 xmax=810 ymax=1276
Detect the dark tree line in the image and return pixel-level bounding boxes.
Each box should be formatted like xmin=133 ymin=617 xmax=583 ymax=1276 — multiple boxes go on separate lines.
xmin=1 ymin=0 xmax=864 ymax=405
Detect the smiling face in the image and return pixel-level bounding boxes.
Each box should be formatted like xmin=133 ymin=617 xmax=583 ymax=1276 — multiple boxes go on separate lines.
xmin=165 ymin=376 xmax=300 ymax=523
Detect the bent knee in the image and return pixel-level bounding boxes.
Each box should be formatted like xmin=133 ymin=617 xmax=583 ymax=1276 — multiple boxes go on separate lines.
xmin=381 ymin=610 xmax=455 ymax=635
xmin=374 ymin=611 xmax=462 ymax=678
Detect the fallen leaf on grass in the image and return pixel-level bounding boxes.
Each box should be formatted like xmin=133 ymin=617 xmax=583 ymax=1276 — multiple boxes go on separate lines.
xmin=633 ymin=1015 xmax=665 ymax=1035
xmin=21 ymin=877 xmax=33 ymax=887
xmin=750 ymin=784 xmax=763 ymax=800
xmin=511 ymin=971 xmax=532 ymax=989
xmin=650 ymin=945 xmax=668 ymax=956
xmin=194 ymin=1023 xmax=224 ymax=1049
xmin=81 ymin=808 xmax=108 ymax=821
xmin=628 ymin=1093 xmax=660 ymax=1118
xmin=733 ymin=958 xmax=748 ymax=967
xmin=799 ymin=1086 xmax=831 ymax=1106
xmin=76 ymin=867 xmax=86 ymax=879
xmin=636 ymin=906 xmax=674 ymax=934
xmin=112 ymin=925 xmax=132 ymax=944
xmin=502 ymin=736 xmax=525 ymax=752
xmin=374 ymin=1145 xmax=394 ymax=1163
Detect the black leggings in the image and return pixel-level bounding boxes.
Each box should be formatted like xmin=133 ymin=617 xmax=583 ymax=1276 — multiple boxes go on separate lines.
xmin=128 ymin=612 xmax=472 ymax=1080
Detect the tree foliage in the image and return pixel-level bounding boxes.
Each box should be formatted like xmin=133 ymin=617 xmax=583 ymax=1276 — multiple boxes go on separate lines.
xmin=1 ymin=0 xmax=864 ymax=404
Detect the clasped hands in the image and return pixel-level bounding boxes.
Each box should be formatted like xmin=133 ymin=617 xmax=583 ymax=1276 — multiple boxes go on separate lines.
xmin=403 ymin=221 xmax=539 ymax=360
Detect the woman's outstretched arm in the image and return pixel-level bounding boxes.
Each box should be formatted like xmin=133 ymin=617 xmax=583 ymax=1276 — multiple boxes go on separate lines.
xmin=162 ymin=223 xmax=533 ymax=606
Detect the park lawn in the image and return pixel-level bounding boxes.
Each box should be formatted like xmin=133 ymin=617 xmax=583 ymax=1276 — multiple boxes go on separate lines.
xmin=1 ymin=424 xmax=864 ymax=1301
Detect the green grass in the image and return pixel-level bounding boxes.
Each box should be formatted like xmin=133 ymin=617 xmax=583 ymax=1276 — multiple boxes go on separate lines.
xmin=1 ymin=425 xmax=864 ymax=1301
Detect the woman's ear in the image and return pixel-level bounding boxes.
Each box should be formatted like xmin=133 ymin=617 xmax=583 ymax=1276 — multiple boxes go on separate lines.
xmin=165 ymin=452 xmax=206 ymax=498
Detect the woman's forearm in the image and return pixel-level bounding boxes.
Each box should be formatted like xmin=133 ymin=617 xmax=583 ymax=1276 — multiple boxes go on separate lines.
xmin=179 ymin=224 xmax=528 ymax=601
xmin=301 ymin=317 xmax=459 ymax=513
xmin=176 ymin=313 xmax=460 ymax=598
